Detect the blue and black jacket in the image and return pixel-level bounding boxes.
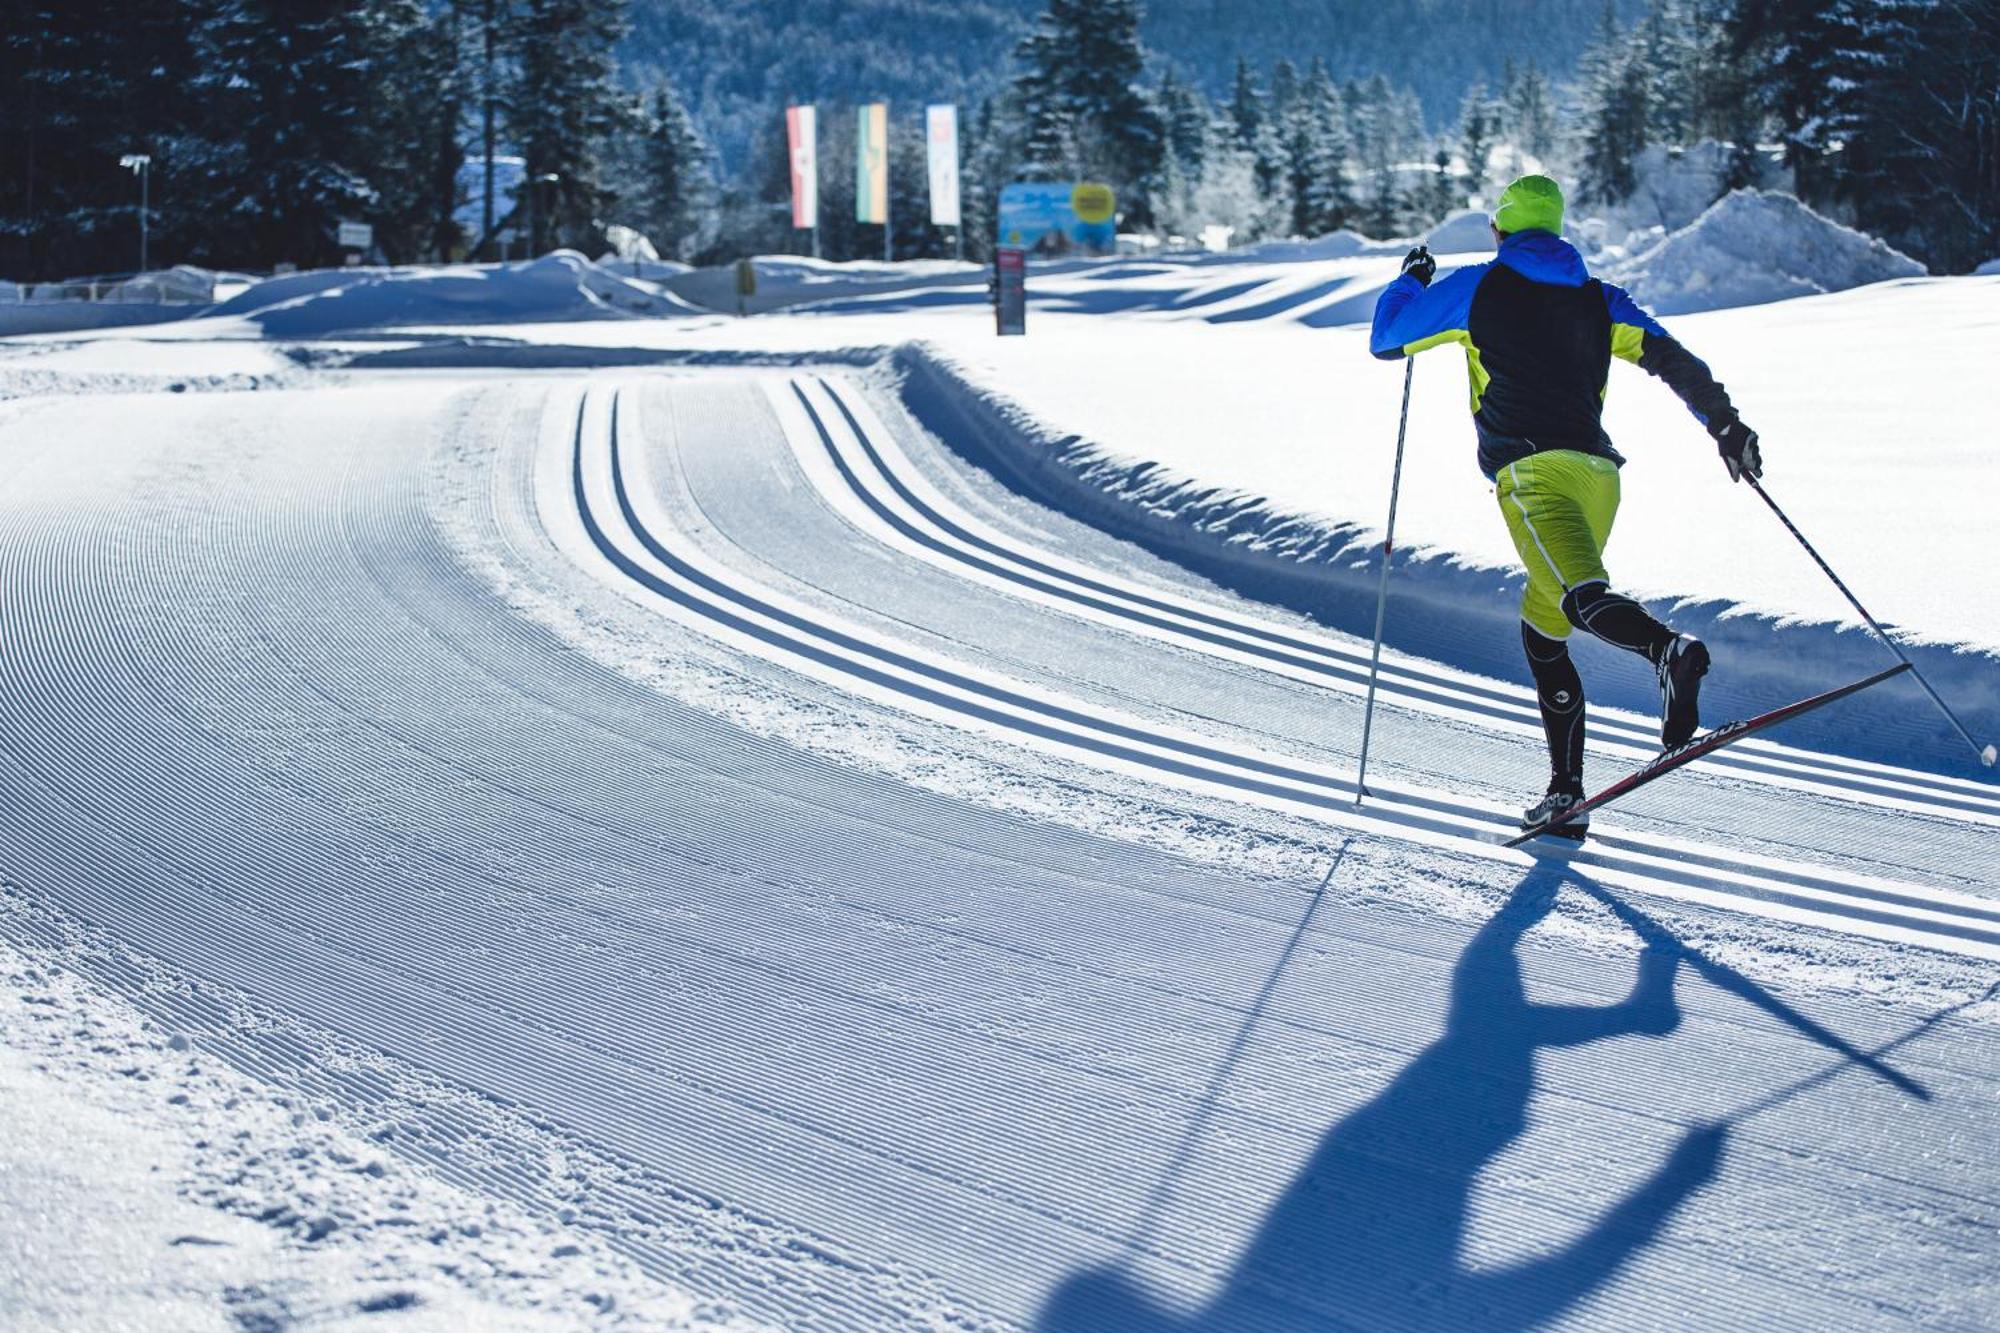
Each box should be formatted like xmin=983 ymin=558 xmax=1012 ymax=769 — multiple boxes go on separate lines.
xmin=1370 ymin=230 xmax=1737 ymax=479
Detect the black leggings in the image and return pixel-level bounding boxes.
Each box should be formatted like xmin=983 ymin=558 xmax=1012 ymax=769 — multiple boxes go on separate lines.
xmin=1522 ymin=621 xmax=1586 ymax=794
xmin=1525 ymin=584 xmax=1679 ymax=791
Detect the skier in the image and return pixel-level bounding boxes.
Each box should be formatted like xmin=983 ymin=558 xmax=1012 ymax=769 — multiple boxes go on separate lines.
xmin=1369 ymin=174 xmax=1762 ymax=839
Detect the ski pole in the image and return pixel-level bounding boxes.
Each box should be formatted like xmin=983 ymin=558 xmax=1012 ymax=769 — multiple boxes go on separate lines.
xmin=1354 ymin=357 xmax=1414 ymax=804
xmin=1746 ymin=475 xmax=1994 ymax=767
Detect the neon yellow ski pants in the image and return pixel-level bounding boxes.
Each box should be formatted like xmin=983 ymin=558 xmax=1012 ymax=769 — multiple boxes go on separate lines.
xmin=1495 ymin=450 xmax=1622 ymax=640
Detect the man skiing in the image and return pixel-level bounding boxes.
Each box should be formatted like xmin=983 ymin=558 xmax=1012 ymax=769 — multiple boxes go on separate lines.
xmin=1369 ymin=174 xmax=1762 ymax=839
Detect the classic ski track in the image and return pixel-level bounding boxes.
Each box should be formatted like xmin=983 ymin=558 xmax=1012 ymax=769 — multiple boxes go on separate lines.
xmin=783 ymin=373 xmax=1998 ymax=823
xmin=571 ymin=383 xmax=1998 ymax=960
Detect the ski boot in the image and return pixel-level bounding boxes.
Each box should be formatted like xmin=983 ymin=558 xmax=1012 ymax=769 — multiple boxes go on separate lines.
xmin=1521 ymin=788 xmax=1589 ymax=842
xmin=1657 ymin=634 xmax=1710 ymax=749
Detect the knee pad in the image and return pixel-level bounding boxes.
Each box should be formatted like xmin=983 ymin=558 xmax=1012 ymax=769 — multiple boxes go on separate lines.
xmin=1560 ymin=579 xmax=1609 ymax=633
xmin=1561 ymin=578 xmax=1675 ymax=662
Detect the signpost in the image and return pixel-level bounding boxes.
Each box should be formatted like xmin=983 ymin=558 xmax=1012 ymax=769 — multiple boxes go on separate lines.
xmin=337 ymin=220 xmax=373 ymax=265
xmin=994 ymin=246 xmax=1026 ymax=336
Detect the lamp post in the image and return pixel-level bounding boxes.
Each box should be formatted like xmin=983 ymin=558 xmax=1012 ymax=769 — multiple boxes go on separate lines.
xmin=118 ymin=154 xmax=152 ymax=272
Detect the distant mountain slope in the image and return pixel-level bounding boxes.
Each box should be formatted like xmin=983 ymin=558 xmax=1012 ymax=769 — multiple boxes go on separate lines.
xmin=619 ymin=0 xmax=1635 ymax=172
xmin=620 ymin=0 xmax=1028 ymax=173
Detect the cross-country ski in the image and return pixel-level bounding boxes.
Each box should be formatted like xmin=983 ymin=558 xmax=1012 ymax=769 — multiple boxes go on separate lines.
xmin=1506 ymin=663 xmax=1915 ymax=848
xmin=4 ymin=1 xmax=1997 ymax=1329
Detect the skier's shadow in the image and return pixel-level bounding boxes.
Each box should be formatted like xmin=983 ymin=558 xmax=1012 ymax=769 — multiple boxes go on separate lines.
xmin=1037 ymin=866 xmax=1728 ymax=1332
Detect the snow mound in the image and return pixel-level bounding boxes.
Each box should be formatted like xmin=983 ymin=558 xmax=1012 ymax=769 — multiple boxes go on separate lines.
xmin=213 ymin=251 xmax=697 ymax=336
xmin=109 ymin=265 xmax=219 ymax=303
xmin=1605 ymin=190 xmax=1925 ymax=315
xmin=663 ymin=255 xmax=986 ymax=315
xmin=1230 ymin=230 xmax=1377 ymax=262
xmin=1423 ymin=210 xmax=1497 ymax=255
xmin=1975 ymin=257 xmax=2000 ymax=276
xmin=1576 ymin=142 xmax=1792 ymax=259
xmin=595 ymin=253 xmax=693 ymax=281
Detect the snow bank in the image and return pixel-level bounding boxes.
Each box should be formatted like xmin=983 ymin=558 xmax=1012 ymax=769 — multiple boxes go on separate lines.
xmin=596 ymin=254 xmax=694 ymax=281
xmin=1605 ymin=190 xmax=1926 ymax=315
xmin=0 ymin=303 xmax=205 ymax=337
xmin=213 ymin=251 xmax=698 ymax=336
xmin=110 ymin=264 xmax=218 ymax=304
xmin=1423 ymin=210 xmax=1497 ymax=256
xmin=1975 ymin=257 xmax=2000 ymax=277
xmin=662 ymin=255 xmax=987 ymax=315
xmin=1578 ymin=142 xmax=1793 ymax=259
xmin=1228 ymin=230 xmax=1380 ymax=262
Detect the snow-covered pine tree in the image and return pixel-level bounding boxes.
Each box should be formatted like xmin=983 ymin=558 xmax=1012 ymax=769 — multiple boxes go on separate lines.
xmin=1071 ymin=0 xmax=1164 ymax=218
xmin=1 ymin=0 xmax=193 ymax=277
xmin=1011 ymin=21 xmax=1074 ymax=180
xmin=416 ymin=5 xmax=472 ymax=261
xmin=1457 ymin=83 xmax=1500 ymax=200
xmin=1575 ymin=4 xmax=1650 ymax=206
xmin=1420 ymin=147 xmax=1458 ymax=226
xmin=1348 ymin=73 xmax=1407 ymax=236
xmin=1269 ymin=58 xmax=1301 ymax=119
xmin=1830 ymin=0 xmax=2000 ymax=272
xmin=1226 ymin=57 xmax=1266 ymax=153
xmin=959 ymin=96 xmax=1005 ymax=262
xmin=1726 ymin=0 xmax=1851 ymax=193
xmin=184 ymin=0 xmax=426 ymax=268
xmin=1286 ymin=60 xmax=1353 ymax=236
xmin=366 ymin=0 xmax=467 ymax=264
xmin=620 ymin=81 xmax=716 ymax=262
xmin=1500 ymin=60 xmax=1558 ymax=169
xmin=1631 ymin=0 xmax=1690 ymax=148
xmin=504 ymin=0 xmax=629 ymax=255
xmin=1362 ymin=161 xmax=1404 ymax=240
xmin=1156 ymin=69 xmax=1212 ymax=180
xmin=887 ymin=109 xmax=944 ymax=259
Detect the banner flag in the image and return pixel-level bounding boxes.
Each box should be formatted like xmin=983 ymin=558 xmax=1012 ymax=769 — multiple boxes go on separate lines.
xmin=856 ymin=103 xmax=889 ymax=225
xmin=785 ymin=105 xmax=817 ymax=230
xmin=925 ymin=104 xmax=960 ymax=227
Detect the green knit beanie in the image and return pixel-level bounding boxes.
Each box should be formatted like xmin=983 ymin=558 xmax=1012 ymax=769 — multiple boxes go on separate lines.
xmin=1492 ymin=175 xmax=1565 ymax=235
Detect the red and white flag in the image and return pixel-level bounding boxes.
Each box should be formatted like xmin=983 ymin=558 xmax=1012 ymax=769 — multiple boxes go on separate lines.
xmin=786 ymin=105 xmax=818 ymax=230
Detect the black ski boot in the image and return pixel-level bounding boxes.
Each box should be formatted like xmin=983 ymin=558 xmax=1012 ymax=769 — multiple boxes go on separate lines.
xmin=1657 ymin=634 xmax=1710 ymax=749
xmin=1521 ymin=788 xmax=1589 ymax=842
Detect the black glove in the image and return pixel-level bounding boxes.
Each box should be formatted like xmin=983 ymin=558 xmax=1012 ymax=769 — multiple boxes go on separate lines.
xmin=1708 ymin=415 xmax=1762 ymax=482
xmin=1400 ymin=245 xmax=1435 ymax=287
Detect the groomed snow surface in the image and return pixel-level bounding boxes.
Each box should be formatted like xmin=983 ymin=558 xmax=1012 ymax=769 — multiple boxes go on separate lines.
xmin=0 ymin=193 xmax=1994 ymax=1330
xmin=0 ymin=911 xmax=764 ymax=1332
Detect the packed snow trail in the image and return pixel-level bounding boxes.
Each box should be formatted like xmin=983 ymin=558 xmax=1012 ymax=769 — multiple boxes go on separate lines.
xmin=0 ymin=374 xmax=1995 ymax=1329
